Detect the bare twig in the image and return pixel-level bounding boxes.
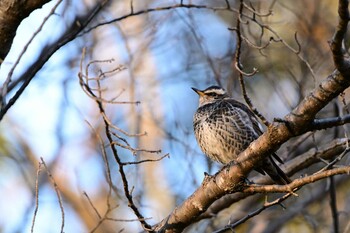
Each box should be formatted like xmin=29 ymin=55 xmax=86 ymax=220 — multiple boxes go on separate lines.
xmin=110 ymin=140 xmax=161 ymax=156
xmin=31 ymin=161 xmax=43 ymax=233
xmin=234 ymin=0 xmax=270 ymax=126
xmin=213 ymin=191 xmax=294 ymax=233
xmin=83 ymin=192 xmax=102 ymax=219
xmin=121 ymin=153 xmax=169 ymax=166
xmin=329 ymin=175 xmax=339 ymax=233
xmin=242 ymin=166 xmax=350 ymax=194
xmin=317 ymin=147 xmax=350 ymax=173
xmin=235 ymin=3 xmax=316 ymax=81
xmin=40 ymin=157 xmax=65 ymax=233
xmin=81 ymin=4 xmax=241 ymax=36
xmin=85 ymin=120 xmax=115 ymax=207
xmin=261 ymin=176 xmax=348 ymax=233
xmin=78 ymin=51 xmax=153 ymax=231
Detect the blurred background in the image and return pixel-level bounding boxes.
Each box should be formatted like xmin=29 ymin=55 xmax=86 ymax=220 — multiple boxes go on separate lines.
xmin=0 ymin=0 xmax=349 ymax=232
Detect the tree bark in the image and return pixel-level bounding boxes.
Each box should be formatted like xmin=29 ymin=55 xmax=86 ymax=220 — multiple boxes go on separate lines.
xmin=0 ymin=0 xmax=51 ymax=62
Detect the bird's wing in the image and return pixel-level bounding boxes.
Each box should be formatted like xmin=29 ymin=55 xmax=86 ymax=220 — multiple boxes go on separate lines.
xmin=222 ymin=99 xmax=285 ymax=165
xmin=207 ymin=100 xmax=259 ymax=153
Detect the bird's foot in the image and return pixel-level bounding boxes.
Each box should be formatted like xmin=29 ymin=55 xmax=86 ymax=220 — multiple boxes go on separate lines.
xmin=243 ymin=178 xmax=255 ymax=186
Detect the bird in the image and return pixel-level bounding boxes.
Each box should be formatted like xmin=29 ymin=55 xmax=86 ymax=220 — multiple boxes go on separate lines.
xmin=192 ymin=85 xmax=291 ymax=185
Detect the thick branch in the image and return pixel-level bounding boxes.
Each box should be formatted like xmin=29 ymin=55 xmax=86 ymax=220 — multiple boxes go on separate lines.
xmin=330 ymin=0 xmax=350 ymax=74
xmin=0 ymin=0 xmax=51 ymax=62
xmin=0 ymin=0 xmax=109 ymax=121
xmin=198 ymin=137 xmax=348 ymax=221
xmin=155 ymin=0 xmax=350 ymax=231
xmin=311 ymin=114 xmax=350 ymax=130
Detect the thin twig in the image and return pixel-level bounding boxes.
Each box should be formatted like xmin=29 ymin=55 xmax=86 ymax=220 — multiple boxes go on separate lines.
xmin=40 ymin=157 xmax=65 ymax=233
xmin=243 ymin=166 xmax=350 ymax=194
xmin=121 ymin=153 xmax=169 ymax=166
xmin=31 ymin=161 xmax=43 ymax=233
xmin=80 ymin=4 xmax=241 ymax=36
xmin=234 ymin=0 xmax=270 ymax=126
xmin=86 ymin=120 xmax=116 ymax=204
xmin=110 ymin=140 xmax=161 ymax=156
xmin=316 ymin=147 xmax=350 ymax=173
xmin=83 ymin=192 xmax=102 ymax=219
xmin=213 ymin=191 xmax=294 ymax=233
xmin=329 ymin=175 xmax=339 ymax=233
xmin=78 ymin=51 xmax=153 ymax=231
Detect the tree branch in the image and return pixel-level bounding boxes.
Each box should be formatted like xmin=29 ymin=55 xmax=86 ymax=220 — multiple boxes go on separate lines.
xmin=155 ymin=1 xmax=350 ymax=231
xmin=0 ymin=0 xmax=51 ymax=62
xmin=262 ymin=176 xmax=348 ymax=233
xmin=330 ymin=0 xmax=350 ymax=74
xmin=213 ymin=191 xmax=294 ymax=233
xmin=0 ymin=0 xmax=110 ymax=121
xmin=78 ymin=55 xmax=153 ymax=231
xmin=311 ymin=114 xmax=350 ymax=130
xmin=329 ymin=175 xmax=339 ymax=233
xmin=80 ymin=3 xmax=237 ymax=36
xmin=197 ymin=137 xmax=349 ymax=221
xmin=1 ymin=0 xmax=63 ymax=108
xmin=242 ymin=166 xmax=350 ymax=194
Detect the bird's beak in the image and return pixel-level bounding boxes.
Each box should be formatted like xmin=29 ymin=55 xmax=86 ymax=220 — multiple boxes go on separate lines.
xmin=191 ymin=87 xmax=204 ymax=96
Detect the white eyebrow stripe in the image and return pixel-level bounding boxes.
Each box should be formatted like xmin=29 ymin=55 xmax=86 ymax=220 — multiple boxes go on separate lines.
xmin=205 ymin=89 xmax=226 ymax=95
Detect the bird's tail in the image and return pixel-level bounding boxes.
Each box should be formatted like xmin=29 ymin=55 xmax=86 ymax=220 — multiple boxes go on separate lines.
xmin=263 ymin=157 xmax=291 ymax=185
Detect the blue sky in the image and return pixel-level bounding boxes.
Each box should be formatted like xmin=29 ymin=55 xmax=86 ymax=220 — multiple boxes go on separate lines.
xmin=0 ymin=1 xmax=238 ymax=232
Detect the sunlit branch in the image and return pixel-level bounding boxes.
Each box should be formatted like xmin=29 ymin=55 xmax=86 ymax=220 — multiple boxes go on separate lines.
xmin=209 ymin=167 xmax=350 ymax=232
xmin=242 ymin=166 xmax=350 ymax=194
